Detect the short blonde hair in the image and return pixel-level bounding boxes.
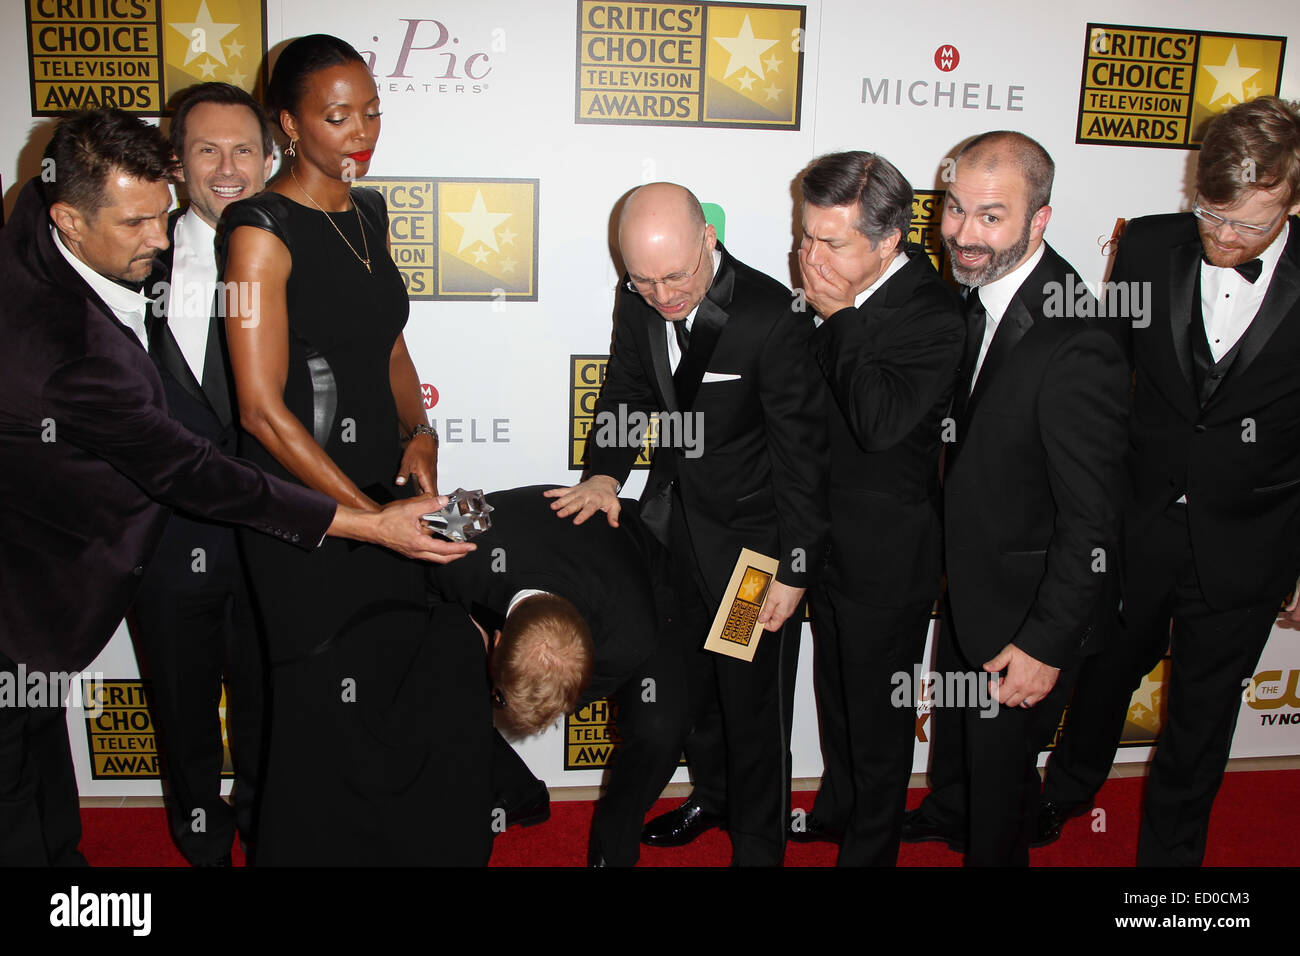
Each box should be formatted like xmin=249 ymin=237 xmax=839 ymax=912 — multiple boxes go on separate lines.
xmin=491 ymin=595 xmax=593 ymax=738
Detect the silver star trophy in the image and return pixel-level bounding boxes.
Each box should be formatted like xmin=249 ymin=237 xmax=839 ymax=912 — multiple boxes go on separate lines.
xmin=421 ymin=488 xmax=494 ymax=542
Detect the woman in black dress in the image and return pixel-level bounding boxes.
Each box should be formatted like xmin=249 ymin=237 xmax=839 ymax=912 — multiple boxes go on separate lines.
xmin=220 ymin=35 xmax=491 ymax=865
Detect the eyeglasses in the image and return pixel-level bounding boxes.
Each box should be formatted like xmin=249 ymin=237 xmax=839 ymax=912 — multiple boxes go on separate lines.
xmin=625 ymin=234 xmax=708 ymax=295
xmin=1192 ymin=196 xmax=1286 ymax=237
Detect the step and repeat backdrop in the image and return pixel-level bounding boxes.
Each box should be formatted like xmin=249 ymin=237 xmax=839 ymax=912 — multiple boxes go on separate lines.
xmin=2 ymin=0 xmax=1298 ymax=797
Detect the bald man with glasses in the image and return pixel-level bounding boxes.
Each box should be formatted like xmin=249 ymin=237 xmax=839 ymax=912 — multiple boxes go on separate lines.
xmin=549 ymin=182 xmax=828 ymax=866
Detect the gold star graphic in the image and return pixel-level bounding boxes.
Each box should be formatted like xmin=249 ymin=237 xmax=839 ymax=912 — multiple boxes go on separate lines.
xmin=737 ymin=71 xmax=756 ymax=92
xmin=714 ymin=15 xmax=778 ymax=81
xmin=170 ymin=1 xmax=239 ymax=68
xmin=763 ymin=53 xmax=783 ymax=74
xmin=471 ymin=246 xmax=490 ymax=265
xmin=446 ymin=190 xmax=513 ymax=254
xmin=198 ymin=58 xmax=217 ymax=79
xmin=497 ymin=226 xmax=517 ymax=248
xmin=224 ymin=37 xmax=245 ymax=60
xmin=1202 ymin=44 xmax=1261 ymax=106
xmin=763 ymin=84 xmax=783 ymax=103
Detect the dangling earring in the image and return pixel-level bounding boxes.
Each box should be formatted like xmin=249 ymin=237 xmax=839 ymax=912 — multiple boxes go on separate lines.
xmin=285 ymin=138 xmax=297 ymax=158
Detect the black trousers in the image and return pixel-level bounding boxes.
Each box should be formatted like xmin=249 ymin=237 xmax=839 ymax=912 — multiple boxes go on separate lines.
xmin=131 ymin=524 xmax=263 ymax=865
xmin=1043 ymin=503 xmax=1278 ymax=866
xmin=592 ymin=504 xmax=800 ymax=865
xmin=0 ymin=650 xmax=86 ymax=866
xmin=917 ymin=606 xmax=1077 ymax=866
xmin=808 ymin=583 xmax=933 ymax=866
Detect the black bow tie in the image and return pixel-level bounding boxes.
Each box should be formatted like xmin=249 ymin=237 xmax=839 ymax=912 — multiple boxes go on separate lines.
xmin=1203 ymin=253 xmax=1263 ymax=283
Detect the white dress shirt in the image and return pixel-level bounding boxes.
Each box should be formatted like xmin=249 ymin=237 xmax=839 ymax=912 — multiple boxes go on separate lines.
xmin=969 ymin=242 xmax=1047 ymax=389
xmin=664 ymin=249 xmax=723 ymax=373
xmin=51 ymin=226 xmax=149 ymax=349
xmin=812 ymin=247 xmax=909 ymax=328
xmin=165 ymin=210 xmax=220 ymax=380
xmin=1199 ymin=221 xmax=1289 ymax=362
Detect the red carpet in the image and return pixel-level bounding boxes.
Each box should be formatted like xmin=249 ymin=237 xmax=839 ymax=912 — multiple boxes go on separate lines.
xmin=78 ymin=769 xmax=1300 ymax=866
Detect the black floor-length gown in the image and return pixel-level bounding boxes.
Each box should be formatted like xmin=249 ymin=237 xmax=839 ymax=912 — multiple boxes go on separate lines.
xmin=220 ymin=188 xmax=491 ymax=865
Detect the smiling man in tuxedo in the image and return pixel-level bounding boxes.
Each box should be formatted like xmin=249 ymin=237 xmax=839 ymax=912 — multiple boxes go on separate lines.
xmin=901 ymin=131 xmax=1129 ymax=865
xmin=795 ymin=150 xmax=964 ymax=864
xmin=1037 ymin=96 xmax=1300 ymax=865
xmin=548 ymin=182 xmax=828 ymax=865
xmin=129 ymin=82 xmax=275 ymax=867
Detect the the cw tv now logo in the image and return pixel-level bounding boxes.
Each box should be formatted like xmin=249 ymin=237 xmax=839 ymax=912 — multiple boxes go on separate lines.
xmin=1245 ymin=669 xmax=1300 ymax=726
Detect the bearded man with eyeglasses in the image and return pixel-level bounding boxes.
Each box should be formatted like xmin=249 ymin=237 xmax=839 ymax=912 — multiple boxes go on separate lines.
xmin=1035 ymin=95 xmax=1300 ymax=866
xmin=548 ymin=182 xmax=829 ymax=866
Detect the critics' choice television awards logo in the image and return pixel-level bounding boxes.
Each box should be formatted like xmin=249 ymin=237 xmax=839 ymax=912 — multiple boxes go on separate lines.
xmin=909 ymin=191 xmax=946 ymax=274
xmin=564 ymin=698 xmax=685 ymax=770
xmin=569 ymin=355 xmax=654 ymax=470
xmin=82 ymin=680 xmax=234 ymax=779
xmin=362 ymin=178 xmax=538 ymax=301
xmin=1076 ymin=23 xmax=1286 ymax=148
xmin=576 ymin=2 xmax=806 ymax=129
xmin=27 ymin=0 xmax=266 ymax=115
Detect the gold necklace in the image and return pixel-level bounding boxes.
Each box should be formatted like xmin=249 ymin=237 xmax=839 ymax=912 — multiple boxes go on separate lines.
xmin=290 ymin=167 xmax=372 ymax=274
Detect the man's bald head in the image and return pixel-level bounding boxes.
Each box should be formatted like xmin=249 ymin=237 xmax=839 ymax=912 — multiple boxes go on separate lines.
xmin=618 ymin=182 xmax=707 ymax=243
xmin=954 ymin=131 xmax=1055 ymax=217
xmin=617 ymin=182 xmax=716 ymax=322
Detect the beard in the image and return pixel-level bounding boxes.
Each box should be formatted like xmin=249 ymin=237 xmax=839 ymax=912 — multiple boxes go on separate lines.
xmin=945 ymin=216 xmax=1033 ymax=288
xmin=1197 ymin=215 xmax=1286 ymax=269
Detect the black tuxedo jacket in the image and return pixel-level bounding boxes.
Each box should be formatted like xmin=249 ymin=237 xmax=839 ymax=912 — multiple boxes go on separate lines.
xmin=943 ymin=243 xmax=1129 ymax=669
xmin=428 ymin=485 xmax=660 ymax=707
xmin=1119 ymin=213 xmax=1300 ymax=610
xmin=809 ymin=246 xmax=964 ymax=606
xmin=585 ymin=243 xmax=829 ymax=604
xmin=0 ymin=179 xmax=335 ymax=673
xmin=139 ymin=209 xmax=246 ymax=592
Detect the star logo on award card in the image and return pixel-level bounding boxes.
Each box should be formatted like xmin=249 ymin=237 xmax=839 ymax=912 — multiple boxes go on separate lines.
xmin=1121 ymin=661 xmax=1169 ymax=742
xmin=703 ymin=6 xmax=804 ymax=128
xmin=435 ymin=180 xmax=538 ymax=300
xmin=162 ymin=0 xmax=265 ymax=106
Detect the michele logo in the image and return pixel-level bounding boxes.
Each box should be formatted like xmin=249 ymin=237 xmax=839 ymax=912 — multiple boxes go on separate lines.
xmin=934 ymin=45 xmax=959 ymax=72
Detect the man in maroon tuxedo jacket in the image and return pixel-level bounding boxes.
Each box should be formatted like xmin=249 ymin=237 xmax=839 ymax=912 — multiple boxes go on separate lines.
xmin=0 ymin=109 xmax=465 ymax=865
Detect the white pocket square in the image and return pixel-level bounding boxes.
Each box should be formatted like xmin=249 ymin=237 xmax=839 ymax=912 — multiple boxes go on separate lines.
xmin=701 ymin=371 xmax=742 ymax=383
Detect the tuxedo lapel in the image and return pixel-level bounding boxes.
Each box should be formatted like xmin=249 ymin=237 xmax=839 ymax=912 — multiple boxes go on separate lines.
xmin=1167 ymin=238 xmax=1200 ymax=392
xmin=642 ymin=300 xmax=679 ymax=413
xmin=965 ymin=296 xmax=1031 ymax=418
xmin=673 ymin=247 xmax=735 ymax=411
xmin=1229 ymin=222 xmax=1300 ymax=380
xmin=144 ymin=211 xmax=215 ymax=415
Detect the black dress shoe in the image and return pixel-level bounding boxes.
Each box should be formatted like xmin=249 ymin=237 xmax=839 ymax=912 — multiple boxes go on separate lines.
xmin=587 ymin=840 xmax=608 ymax=867
xmin=900 ymin=808 xmax=964 ymax=852
xmin=503 ymin=786 xmax=551 ymax=830
xmin=1031 ymin=799 xmax=1091 ymax=848
xmin=787 ymin=814 xmax=842 ymax=844
xmin=640 ymin=799 xmax=726 ymax=847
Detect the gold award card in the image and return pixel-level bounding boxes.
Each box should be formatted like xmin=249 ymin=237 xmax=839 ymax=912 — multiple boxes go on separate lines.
xmin=703 ymin=548 xmax=779 ymax=662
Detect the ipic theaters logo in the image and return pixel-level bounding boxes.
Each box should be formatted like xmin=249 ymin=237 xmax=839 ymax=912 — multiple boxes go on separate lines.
xmin=356 ymin=17 xmax=495 ymax=97
xmin=1076 ymin=23 xmax=1285 ymax=148
xmin=860 ymin=42 xmax=1024 ymax=111
xmin=569 ymin=355 xmax=654 ymax=470
xmin=27 ymin=0 xmax=266 ymax=115
xmin=363 ymin=178 xmax=538 ymax=301
xmin=576 ymin=2 xmax=806 ymax=129
xmin=909 ymin=190 xmax=946 ymax=275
